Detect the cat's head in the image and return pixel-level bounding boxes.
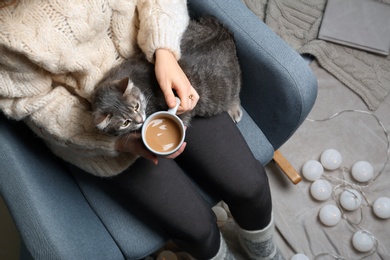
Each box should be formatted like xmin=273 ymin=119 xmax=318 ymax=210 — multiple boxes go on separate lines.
xmin=93 ymin=77 xmax=147 ymax=136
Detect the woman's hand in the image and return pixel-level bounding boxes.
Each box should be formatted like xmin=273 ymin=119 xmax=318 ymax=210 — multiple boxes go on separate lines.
xmin=154 ymin=49 xmax=199 ymax=114
xmin=115 ymin=132 xmax=187 ymax=165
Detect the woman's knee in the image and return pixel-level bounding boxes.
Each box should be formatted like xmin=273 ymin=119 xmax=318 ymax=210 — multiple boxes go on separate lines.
xmin=228 ymin=169 xmax=271 ymax=207
xmin=172 ymin=214 xmax=220 ymax=259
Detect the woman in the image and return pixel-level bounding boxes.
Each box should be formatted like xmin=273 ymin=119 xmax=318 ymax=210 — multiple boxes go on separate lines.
xmin=0 ymin=0 xmax=282 ymax=259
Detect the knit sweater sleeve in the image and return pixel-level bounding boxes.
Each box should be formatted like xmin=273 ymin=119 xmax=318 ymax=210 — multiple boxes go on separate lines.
xmin=0 ymin=49 xmax=137 ymax=177
xmin=137 ymin=0 xmax=189 ymax=62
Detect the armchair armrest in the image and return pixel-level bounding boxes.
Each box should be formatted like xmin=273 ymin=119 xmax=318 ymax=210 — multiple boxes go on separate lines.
xmin=188 ymin=0 xmax=317 ymax=149
xmin=0 ymin=115 xmax=123 ymax=260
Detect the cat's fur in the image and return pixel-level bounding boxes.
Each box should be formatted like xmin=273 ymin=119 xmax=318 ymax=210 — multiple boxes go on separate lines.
xmin=92 ymin=17 xmax=242 ymax=136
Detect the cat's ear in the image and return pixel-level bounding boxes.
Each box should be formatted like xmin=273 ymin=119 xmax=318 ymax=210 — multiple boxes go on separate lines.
xmin=93 ymin=112 xmax=112 ymax=130
xmin=116 ymin=77 xmax=134 ymax=96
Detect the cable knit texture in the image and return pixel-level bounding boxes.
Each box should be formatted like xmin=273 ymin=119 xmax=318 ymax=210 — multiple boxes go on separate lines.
xmin=209 ymin=234 xmax=234 ymax=260
xmin=243 ymin=0 xmax=390 ymax=110
xmin=0 ymin=0 xmax=189 ymax=177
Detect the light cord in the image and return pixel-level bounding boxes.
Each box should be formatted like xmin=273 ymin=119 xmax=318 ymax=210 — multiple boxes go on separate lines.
xmin=304 ymin=110 xmax=388 ymax=259
xmin=306 ymin=109 xmax=390 ymax=186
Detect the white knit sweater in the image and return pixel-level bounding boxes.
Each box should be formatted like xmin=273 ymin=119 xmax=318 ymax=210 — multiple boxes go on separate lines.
xmin=0 ymin=0 xmax=189 ymax=176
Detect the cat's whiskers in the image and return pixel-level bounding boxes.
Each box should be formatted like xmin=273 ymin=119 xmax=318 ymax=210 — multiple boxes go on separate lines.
xmin=144 ymin=92 xmax=153 ymax=106
xmin=122 ymin=132 xmax=134 ymax=147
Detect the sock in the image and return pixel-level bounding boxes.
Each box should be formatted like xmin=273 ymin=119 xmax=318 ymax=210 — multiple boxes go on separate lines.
xmin=209 ymin=233 xmax=235 ymax=260
xmin=236 ymin=215 xmax=284 ymax=260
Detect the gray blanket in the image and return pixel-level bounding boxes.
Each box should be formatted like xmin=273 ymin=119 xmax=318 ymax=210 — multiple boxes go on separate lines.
xmin=270 ymin=61 xmax=390 ymax=260
xmin=243 ymin=0 xmax=390 ymax=110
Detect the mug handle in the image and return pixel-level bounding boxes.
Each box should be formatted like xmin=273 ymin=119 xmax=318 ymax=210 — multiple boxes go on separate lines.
xmin=167 ymin=97 xmax=181 ymax=115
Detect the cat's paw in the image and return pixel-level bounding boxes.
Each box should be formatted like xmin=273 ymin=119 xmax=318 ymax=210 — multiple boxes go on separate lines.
xmin=228 ymin=105 xmax=243 ymax=124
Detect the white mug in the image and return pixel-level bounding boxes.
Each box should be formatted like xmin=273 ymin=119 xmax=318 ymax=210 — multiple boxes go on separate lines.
xmin=142 ymin=97 xmax=185 ymax=156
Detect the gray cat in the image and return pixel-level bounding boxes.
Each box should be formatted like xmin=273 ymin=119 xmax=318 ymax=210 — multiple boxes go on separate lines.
xmin=92 ymin=17 xmax=242 ymax=136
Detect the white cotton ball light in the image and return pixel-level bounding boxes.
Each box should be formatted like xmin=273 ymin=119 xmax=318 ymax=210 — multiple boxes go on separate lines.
xmin=351 ymin=161 xmax=374 ymax=182
xmin=339 ymin=189 xmax=362 ymax=211
xmin=212 ymin=206 xmax=228 ymax=227
xmin=290 ymin=253 xmax=310 ymax=260
xmin=302 ymin=160 xmax=324 ymax=181
xmin=352 ymin=230 xmax=375 ymax=252
xmin=222 ymin=201 xmax=231 ymax=214
xmin=319 ymin=204 xmax=341 ymax=226
xmin=310 ymin=179 xmax=332 ymax=201
xmin=373 ymin=197 xmax=390 ymax=219
xmin=320 ymin=149 xmax=342 ymax=170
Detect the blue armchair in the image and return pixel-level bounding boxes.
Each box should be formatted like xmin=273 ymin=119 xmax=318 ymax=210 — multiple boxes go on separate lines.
xmin=0 ymin=0 xmax=317 ymax=259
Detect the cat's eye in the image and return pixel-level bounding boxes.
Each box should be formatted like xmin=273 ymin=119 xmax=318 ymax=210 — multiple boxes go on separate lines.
xmin=134 ymin=102 xmax=140 ymax=111
xmin=122 ymin=119 xmax=132 ymax=127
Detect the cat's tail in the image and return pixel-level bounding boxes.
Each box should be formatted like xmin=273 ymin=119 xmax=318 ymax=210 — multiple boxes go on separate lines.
xmin=197 ymin=16 xmax=233 ymax=42
xmin=181 ymin=16 xmax=235 ymax=51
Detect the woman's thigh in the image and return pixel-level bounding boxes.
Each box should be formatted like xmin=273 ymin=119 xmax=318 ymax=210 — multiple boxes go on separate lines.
xmin=176 ymin=112 xmax=272 ymax=230
xmin=71 ymin=157 xmax=221 ymax=258
xmin=107 ymin=157 xmax=218 ymax=240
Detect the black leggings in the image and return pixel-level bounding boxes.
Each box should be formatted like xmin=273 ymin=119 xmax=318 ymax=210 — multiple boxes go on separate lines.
xmin=92 ymin=113 xmax=271 ymax=259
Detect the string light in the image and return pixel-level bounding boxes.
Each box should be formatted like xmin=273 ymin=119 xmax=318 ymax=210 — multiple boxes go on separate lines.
xmin=320 ymin=149 xmax=342 ymax=170
xmin=310 ymin=179 xmax=332 ymax=201
xmin=295 ymin=110 xmax=390 ymax=260
xmin=352 ymin=230 xmax=376 ymax=253
xmin=302 ymin=160 xmax=324 ymax=181
xmin=372 ymin=197 xmax=390 ymax=219
xmin=319 ymin=204 xmax=341 ymax=226
xmin=212 ymin=205 xmax=228 ymax=227
xmin=351 ymin=161 xmax=374 ymax=183
xmin=291 ymin=253 xmax=310 ymax=260
xmin=339 ymin=189 xmax=362 ymax=211
xmin=306 ymin=109 xmax=390 ymax=186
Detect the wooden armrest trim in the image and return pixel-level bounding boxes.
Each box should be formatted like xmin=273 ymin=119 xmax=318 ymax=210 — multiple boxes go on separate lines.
xmin=273 ymin=150 xmax=302 ymax=184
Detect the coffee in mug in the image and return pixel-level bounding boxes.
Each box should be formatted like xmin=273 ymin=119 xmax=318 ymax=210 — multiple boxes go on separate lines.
xmin=144 ymin=116 xmax=182 ymax=153
xmin=142 ymin=97 xmax=185 ymax=156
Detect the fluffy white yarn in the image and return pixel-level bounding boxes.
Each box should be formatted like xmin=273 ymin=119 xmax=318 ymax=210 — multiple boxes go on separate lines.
xmin=0 ymin=0 xmax=189 ymax=176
